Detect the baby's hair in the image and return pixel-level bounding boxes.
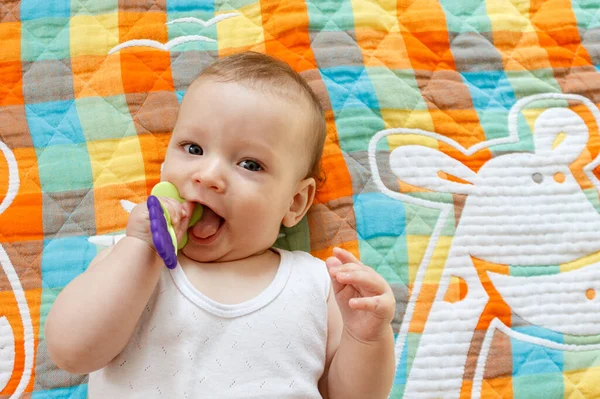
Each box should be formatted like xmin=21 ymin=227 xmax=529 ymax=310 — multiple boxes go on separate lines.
xmin=192 ymin=51 xmax=327 ymax=185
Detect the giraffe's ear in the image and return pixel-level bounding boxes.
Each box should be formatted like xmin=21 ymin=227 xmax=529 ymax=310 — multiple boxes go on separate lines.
xmin=390 ymin=145 xmax=477 ymax=195
xmin=533 ymin=108 xmax=588 ymax=165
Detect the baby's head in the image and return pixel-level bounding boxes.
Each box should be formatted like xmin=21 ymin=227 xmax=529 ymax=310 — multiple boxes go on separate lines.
xmin=191 ymin=51 xmax=326 ymax=183
xmin=162 ymin=52 xmax=326 ymax=262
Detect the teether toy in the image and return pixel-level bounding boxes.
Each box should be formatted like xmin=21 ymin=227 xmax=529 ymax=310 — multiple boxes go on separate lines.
xmin=147 ymin=182 xmax=203 ymax=269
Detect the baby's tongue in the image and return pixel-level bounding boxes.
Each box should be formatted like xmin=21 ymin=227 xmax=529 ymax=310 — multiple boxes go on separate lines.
xmin=192 ymin=206 xmax=222 ymax=239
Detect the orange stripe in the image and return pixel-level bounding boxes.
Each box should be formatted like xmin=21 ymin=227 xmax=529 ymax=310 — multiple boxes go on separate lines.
xmin=311 ymin=240 xmax=359 ymax=262
xmin=259 ymin=0 xmax=317 ymax=72
xmin=94 ymin=180 xmax=148 ymax=234
xmin=72 ymin=54 xmax=124 ymax=98
xmin=397 ymin=1 xmax=455 ymax=71
xmin=408 ymin=282 xmax=439 ymax=333
xmin=0 ymin=22 xmax=23 ymax=106
xmin=119 ymin=11 xmax=168 ymax=43
xmin=0 ymin=153 xmax=7 ymax=204
xmin=356 ymin=27 xmax=412 ymax=70
xmin=315 ymin=111 xmax=353 ymax=204
xmin=119 ymin=12 xmax=173 ymax=94
xmin=119 ymin=50 xmax=174 ymax=93
xmin=492 ymin=30 xmax=554 ymax=71
xmin=530 ymin=0 xmax=592 ymax=68
xmin=479 ymin=376 xmax=514 ymax=399
xmin=0 ymin=148 xmax=43 ymax=242
xmin=0 ymin=60 xmax=23 ymax=106
xmin=138 ymin=131 xmax=172 ymax=195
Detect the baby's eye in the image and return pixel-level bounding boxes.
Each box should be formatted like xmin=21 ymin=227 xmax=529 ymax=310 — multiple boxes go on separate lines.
xmin=183 ymin=144 xmax=203 ymax=156
xmin=239 ymin=160 xmax=262 ymax=172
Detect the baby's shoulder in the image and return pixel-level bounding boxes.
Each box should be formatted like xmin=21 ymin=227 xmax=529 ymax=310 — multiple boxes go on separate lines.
xmin=280 ymin=249 xmax=330 ymax=296
xmin=282 ymin=249 xmax=326 ymax=271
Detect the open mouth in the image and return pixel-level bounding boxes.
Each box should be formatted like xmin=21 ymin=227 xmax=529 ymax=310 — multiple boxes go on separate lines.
xmin=190 ymin=204 xmax=225 ymax=241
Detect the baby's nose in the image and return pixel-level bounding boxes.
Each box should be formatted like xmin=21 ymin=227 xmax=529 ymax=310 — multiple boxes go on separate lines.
xmin=192 ymin=163 xmax=225 ymax=192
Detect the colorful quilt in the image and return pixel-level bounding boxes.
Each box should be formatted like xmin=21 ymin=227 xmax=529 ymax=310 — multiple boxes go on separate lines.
xmin=2 ymin=0 xmax=600 ymax=398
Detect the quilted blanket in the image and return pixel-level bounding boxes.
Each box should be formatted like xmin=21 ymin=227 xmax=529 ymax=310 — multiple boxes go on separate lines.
xmin=2 ymin=0 xmax=600 ymax=398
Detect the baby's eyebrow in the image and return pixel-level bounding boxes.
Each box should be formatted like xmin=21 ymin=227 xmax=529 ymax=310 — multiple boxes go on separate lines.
xmin=237 ymin=139 xmax=275 ymax=154
xmin=175 ymin=125 xmax=208 ymax=139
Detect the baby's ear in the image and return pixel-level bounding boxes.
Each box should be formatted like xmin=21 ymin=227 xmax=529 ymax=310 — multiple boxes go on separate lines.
xmin=282 ymin=178 xmax=316 ymax=227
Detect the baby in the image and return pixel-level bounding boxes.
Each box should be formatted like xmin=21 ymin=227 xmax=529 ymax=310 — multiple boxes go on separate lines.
xmin=45 ymin=51 xmax=396 ymax=398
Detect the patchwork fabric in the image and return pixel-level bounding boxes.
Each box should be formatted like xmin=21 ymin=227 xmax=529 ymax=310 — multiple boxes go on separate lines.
xmin=1 ymin=0 xmax=600 ymax=398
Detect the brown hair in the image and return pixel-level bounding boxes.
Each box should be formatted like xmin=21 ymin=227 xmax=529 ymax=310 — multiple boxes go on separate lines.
xmin=192 ymin=51 xmax=326 ymax=185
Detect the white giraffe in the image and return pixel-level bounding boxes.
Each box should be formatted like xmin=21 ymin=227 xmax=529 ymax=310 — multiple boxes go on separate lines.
xmin=370 ymin=94 xmax=600 ymax=398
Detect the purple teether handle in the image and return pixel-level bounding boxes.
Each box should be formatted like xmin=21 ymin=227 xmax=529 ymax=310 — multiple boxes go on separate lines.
xmin=147 ymin=195 xmax=178 ymax=269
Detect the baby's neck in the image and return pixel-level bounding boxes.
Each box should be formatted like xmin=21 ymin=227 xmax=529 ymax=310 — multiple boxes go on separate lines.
xmin=177 ymin=249 xmax=281 ymax=305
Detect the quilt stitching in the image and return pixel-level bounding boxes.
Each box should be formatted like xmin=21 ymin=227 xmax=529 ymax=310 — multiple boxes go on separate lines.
xmin=4 ymin=1 xmax=600 ymax=398
xmin=0 ymin=1 xmax=19 ymax=22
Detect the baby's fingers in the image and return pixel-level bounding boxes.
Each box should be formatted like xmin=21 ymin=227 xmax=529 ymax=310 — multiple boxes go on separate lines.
xmin=157 ymin=198 xmax=193 ymax=242
xmin=326 ymin=256 xmax=345 ymax=293
xmin=159 ymin=198 xmax=189 ymax=226
xmin=349 ymin=296 xmax=387 ymax=313
xmin=334 ymin=267 xmax=386 ymax=295
xmin=332 ymin=247 xmax=362 ymax=265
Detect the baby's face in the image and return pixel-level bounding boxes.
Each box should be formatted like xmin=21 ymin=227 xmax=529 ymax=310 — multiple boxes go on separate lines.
xmin=161 ymin=79 xmax=312 ymax=263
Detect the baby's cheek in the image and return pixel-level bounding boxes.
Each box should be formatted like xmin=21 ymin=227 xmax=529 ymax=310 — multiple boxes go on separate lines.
xmin=242 ymin=204 xmax=281 ymax=238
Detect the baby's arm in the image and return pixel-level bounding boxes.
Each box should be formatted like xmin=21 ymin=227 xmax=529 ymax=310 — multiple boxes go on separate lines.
xmin=320 ymin=247 xmax=396 ymax=399
xmin=45 ymin=198 xmax=194 ymax=374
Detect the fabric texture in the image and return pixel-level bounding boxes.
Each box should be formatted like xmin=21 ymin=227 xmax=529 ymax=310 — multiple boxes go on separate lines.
xmin=88 ymin=248 xmax=329 ymax=399
xmin=2 ymin=0 xmax=600 ymax=398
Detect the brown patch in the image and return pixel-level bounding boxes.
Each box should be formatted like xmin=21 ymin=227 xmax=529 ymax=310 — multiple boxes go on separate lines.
xmin=483 ymin=329 xmax=513 ymax=380
xmin=125 ymin=91 xmax=179 ymax=135
xmin=0 ymin=240 xmax=43 ymax=291
xmin=453 ymin=193 xmax=467 ymax=225
xmin=0 ymin=0 xmax=19 ymax=22
xmin=300 ymin=69 xmax=332 ymax=112
xmin=307 ymin=197 xmax=358 ymax=251
xmin=0 ymin=105 xmax=32 ymax=148
xmin=554 ymin=66 xmax=600 ymax=104
xmin=118 ymin=0 xmax=166 ymax=12
xmin=415 ymin=69 xmax=474 ymax=110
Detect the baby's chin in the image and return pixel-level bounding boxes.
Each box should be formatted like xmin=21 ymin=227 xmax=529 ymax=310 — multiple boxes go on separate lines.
xmin=180 ymin=245 xmax=274 ymax=264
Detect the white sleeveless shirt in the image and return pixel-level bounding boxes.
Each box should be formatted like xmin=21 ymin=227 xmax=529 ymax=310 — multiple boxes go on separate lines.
xmin=88 ymin=248 xmax=330 ymax=398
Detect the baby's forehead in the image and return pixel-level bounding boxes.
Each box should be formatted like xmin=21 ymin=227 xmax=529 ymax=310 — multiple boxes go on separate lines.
xmin=187 ymin=78 xmax=313 ymax=122
xmin=179 ymin=83 xmax=312 ymax=133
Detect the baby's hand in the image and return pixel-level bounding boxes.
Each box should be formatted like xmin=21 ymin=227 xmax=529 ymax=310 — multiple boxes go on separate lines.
xmin=126 ymin=197 xmax=195 ymax=251
xmin=326 ymin=247 xmax=395 ymax=343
